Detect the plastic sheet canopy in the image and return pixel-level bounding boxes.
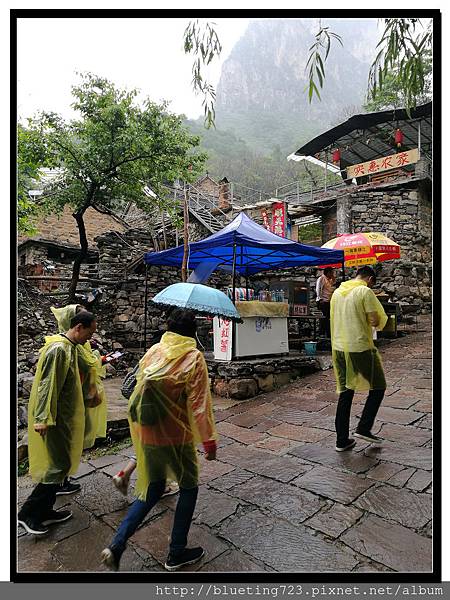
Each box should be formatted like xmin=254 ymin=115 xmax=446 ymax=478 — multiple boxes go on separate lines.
xmin=144 ymin=213 xmax=344 ymax=276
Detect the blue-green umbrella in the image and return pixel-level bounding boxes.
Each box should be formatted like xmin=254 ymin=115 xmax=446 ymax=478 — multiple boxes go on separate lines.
xmin=152 ymin=283 xmax=242 ymax=321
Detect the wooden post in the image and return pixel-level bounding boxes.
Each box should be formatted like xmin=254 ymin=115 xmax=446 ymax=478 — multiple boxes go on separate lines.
xmin=181 ymin=188 xmax=189 ymax=282
xmin=161 ymin=209 xmax=167 ymax=250
xmin=143 ymin=263 xmax=149 ymax=350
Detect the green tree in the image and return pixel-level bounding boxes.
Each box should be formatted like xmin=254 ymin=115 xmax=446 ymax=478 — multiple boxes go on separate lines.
xmin=17 ymin=123 xmax=53 ymax=235
xmin=368 ymin=19 xmax=432 ymax=112
xmin=22 ymin=73 xmax=206 ymax=300
xmin=365 ymin=50 xmax=432 ymax=111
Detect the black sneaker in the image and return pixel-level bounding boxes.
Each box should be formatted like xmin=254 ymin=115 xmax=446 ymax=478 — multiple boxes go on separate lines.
xmin=101 ymin=546 xmax=122 ymax=571
xmin=164 ymin=547 xmax=205 ymax=571
xmin=18 ymin=516 xmax=49 ymax=536
xmin=55 ymin=479 xmax=81 ymax=496
xmin=335 ymin=438 xmax=356 ymax=452
xmin=42 ymin=510 xmax=73 ymax=526
xmin=354 ymin=431 xmax=383 ymax=445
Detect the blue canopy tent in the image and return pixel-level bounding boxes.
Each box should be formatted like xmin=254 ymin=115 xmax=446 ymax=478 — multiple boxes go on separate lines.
xmin=143 ymin=213 xmax=344 ymax=348
xmin=144 ymin=212 xmax=344 ymax=277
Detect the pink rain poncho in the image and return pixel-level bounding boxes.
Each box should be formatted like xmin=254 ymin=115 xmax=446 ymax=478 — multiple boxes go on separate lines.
xmin=128 ymin=331 xmax=217 ymax=500
xmin=330 ymin=279 xmax=388 ymax=393
xmin=50 ymin=305 xmax=107 ymax=448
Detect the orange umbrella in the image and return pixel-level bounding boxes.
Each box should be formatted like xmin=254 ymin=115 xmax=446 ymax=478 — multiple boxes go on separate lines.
xmin=321 ymin=232 xmax=400 ymax=267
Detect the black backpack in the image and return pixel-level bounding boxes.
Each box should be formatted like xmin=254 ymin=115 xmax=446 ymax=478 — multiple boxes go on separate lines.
xmin=121 ymin=363 xmax=139 ymax=400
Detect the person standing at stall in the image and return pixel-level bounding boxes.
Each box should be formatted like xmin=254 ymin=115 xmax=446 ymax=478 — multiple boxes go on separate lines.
xmin=18 ymin=312 xmax=98 ymax=535
xmin=316 ymin=267 xmax=336 ymax=338
xmin=330 ymin=266 xmax=388 ymax=452
xmin=101 ymin=309 xmax=217 ymax=572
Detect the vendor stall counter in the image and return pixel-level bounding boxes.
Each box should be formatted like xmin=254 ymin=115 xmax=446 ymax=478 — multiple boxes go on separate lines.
xmin=213 ymin=301 xmax=289 ymax=360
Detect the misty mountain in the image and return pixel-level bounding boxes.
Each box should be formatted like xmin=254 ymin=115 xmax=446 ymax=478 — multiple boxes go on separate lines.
xmin=186 ymin=18 xmax=379 ymax=193
xmin=215 ymin=18 xmax=379 ymax=154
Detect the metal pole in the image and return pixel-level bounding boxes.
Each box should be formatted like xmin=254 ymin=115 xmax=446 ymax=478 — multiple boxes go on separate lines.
xmin=324 ymin=152 xmax=328 ymax=192
xmin=143 ymin=263 xmax=149 ymax=350
xmin=231 ymin=242 xmax=237 ymax=305
xmin=341 ymin=261 xmax=346 ymax=282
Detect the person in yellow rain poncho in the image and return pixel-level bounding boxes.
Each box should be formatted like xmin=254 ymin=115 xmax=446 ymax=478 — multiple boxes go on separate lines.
xmin=101 ymin=309 xmax=217 ymax=573
xmin=18 ymin=312 xmax=98 ymax=536
xmin=330 ymin=265 xmax=388 ymax=452
xmin=51 ymin=305 xmax=108 ymax=453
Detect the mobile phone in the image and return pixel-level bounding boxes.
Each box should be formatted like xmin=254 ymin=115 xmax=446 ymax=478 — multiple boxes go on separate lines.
xmin=104 ymin=351 xmax=124 ymax=362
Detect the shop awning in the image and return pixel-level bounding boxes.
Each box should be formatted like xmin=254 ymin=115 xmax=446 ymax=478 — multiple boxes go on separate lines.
xmin=144 ymin=212 xmax=344 ymax=276
xmin=291 ymin=102 xmax=432 ymax=172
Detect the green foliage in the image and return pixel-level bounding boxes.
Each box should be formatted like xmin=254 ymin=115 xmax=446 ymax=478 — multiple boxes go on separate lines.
xmin=83 ymin=437 xmax=132 ymax=459
xmin=368 ymin=19 xmax=432 ymax=112
xmin=364 ymin=50 xmax=432 ymax=111
xmin=184 ymin=20 xmax=222 ymax=128
xmin=297 ymin=222 xmax=322 ymax=243
xmin=22 ymin=73 xmax=206 ymax=221
xmin=185 ymin=117 xmax=335 ymax=197
xmin=18 ymin=458 xmax=29 ymax=477
xmin=305 ymin=23 xmax=343 ymax=103
xmin=19 ymin=73 xmax=206 ymax=297
xmin=17 ymin=123 xmax=54 ymax=234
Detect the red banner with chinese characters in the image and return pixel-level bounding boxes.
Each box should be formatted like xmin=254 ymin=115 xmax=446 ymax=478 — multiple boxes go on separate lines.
xmin=261 ymin=208 xmax=271 ymax=231
xmin=271 ymin=202 xmax=286 ymax=237
xmin=347 ymin=148 xmax=419 ymax=178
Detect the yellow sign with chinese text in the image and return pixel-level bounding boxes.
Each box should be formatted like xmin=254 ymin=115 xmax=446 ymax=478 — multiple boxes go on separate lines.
xmin=347 ymin=148 xmax=419 ymax=179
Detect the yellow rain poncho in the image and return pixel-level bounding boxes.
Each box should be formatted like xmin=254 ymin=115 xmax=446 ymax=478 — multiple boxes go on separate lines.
xmin=28 ymin=335 xmax=86 ymax=483
xmin=128 ymin=331 xmax=217 ymax=500
xmin=330 ymin=279 xmax=388 ymax=393
xmin=50 ymin=305 xmax=107 ymax=448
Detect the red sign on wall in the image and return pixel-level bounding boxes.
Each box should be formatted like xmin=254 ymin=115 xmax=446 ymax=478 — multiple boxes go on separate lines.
xmin=271 ymin=202 xmax=286 ymax=237
xmin=261 ymin=208 xmax=271 ymax=231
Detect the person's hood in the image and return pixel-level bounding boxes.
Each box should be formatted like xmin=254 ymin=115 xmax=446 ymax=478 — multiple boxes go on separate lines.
xmin=51 ymin=305 xmax=79 ymax=333
xmin=159 ymin=331 xmax=197 ymax=361
xmin=40 ymin=334 xmax=74 ymax=353
xmin=336 ymin=279 xmax=368 ymax=297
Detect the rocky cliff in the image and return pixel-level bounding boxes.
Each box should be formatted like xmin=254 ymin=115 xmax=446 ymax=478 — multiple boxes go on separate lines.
xmin=215 ymin=19 xmax=379 ymax=153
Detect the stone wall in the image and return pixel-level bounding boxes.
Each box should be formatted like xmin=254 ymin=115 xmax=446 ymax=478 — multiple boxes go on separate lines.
xmin=94 ymin=227 xmax=230 ymax=365
xmin=207 ymin=354 xmax=321 ymax=400
xmin=18 ymin=205 xmax=127 ymax=248
xmin=348 ymin=182 xmax=432 ymax=313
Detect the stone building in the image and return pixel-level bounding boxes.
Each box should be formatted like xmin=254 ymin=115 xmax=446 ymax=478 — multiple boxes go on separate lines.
xmin=17 ymin=205 xmax=129 ymax=292
xmin=281 ymin=102 xmax=433 ymax=314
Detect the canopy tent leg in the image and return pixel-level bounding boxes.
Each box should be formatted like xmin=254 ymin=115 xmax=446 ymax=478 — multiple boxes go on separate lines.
xmin=143 ymin=263 xmax=149 ymax=350
xmin=231 ymin=242 xmax=237 ymax=305
xmin=341 ymin=261 xmax=346 ymax=282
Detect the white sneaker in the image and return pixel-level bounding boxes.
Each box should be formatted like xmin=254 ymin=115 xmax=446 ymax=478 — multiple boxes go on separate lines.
xmin=112 ymin=473 xmax=130 ymax=496
xmin=162 ymin=482 xmax=180 ymax=498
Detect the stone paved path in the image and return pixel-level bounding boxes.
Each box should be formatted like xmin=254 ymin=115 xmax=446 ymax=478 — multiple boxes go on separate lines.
xmin=18 ymin=317 xmax=432 ymax=573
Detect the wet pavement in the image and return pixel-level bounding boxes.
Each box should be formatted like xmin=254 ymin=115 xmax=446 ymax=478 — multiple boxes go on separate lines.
xmin=17 ymin=317 xmax=432 ymax=573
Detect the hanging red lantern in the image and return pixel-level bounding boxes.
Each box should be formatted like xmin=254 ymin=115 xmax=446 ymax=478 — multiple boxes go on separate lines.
xmin=332 ymin=149 xmax=341 ymax=164
xmin=394 ymin=128 xmax=404 ymax=148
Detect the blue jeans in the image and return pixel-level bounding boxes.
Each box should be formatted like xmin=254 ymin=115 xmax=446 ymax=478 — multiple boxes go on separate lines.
xmin=110 ymin=480 xmax=198 ymax=557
